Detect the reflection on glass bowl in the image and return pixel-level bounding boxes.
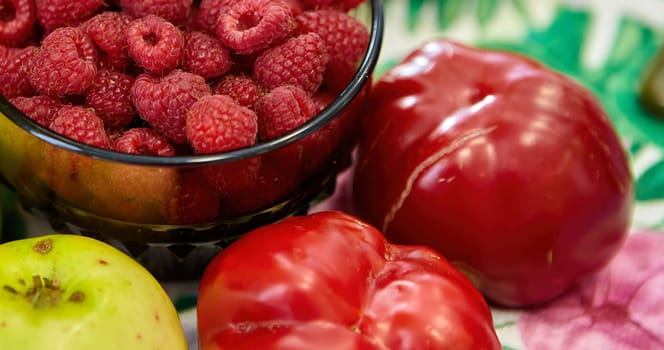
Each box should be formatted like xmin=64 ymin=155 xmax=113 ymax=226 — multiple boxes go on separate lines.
xmin=0 ymin=0 xmax=385 ymax=280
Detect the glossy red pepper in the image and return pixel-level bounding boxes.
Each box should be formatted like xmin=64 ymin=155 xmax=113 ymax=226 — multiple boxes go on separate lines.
xmin=352 ymin=40 xmax=634 ymax=307
xmin=197 ymin=211 xmax=500 ymax=350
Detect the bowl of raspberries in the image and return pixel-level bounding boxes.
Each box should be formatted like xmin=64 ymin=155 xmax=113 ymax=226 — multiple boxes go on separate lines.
xmin=0 ymin=0 xmax=384 ymax=279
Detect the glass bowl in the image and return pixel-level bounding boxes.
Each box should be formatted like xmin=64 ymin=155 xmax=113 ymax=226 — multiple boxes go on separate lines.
xmin=0 ymin=0 xmax=385 ymax=280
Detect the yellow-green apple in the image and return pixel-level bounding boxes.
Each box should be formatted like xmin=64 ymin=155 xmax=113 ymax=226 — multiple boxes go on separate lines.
xmin=0 ymin=234 xmax=188 ymax=349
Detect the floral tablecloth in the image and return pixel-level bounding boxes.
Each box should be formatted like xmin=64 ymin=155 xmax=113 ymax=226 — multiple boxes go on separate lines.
xmin=2 ymin=0 xmax=664 ymax=349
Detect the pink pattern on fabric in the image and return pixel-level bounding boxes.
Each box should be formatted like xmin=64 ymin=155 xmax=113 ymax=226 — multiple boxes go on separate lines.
xmin=310 ymin=167 xmax=354 ymax=214
xmin=518 ymin=231 xmax=664 ymax=350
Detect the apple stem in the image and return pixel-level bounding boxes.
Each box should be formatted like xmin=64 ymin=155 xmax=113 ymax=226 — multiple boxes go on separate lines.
xmin=2 ymin=275 xmax=68 ymax=309
xmin=26 ymin=275 xmax=63 ymax=308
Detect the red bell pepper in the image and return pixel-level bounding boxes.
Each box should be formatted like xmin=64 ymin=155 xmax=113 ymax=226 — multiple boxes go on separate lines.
xmin=197 ymin=211 xmax=501 ymax=350
xmin=352 ymin=39 xmax=634 ymax=307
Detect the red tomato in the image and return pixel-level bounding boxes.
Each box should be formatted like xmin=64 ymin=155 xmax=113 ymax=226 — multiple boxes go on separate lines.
xmin=352 ymin=39 xmax=634 ymax=307
xmin=197 ymin=211 xmax=500 ymax=350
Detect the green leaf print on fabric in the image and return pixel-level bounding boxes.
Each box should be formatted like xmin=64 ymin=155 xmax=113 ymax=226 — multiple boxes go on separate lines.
xmin=476 ymin=0 xmax=498 ymax=27
xmin=437 ymin=0 xmax=464 ymax=30
xmin=510 ymin=0 xmax=530 ymax=24
xmin=636 ymin=162 xmax=664 ymax=201
xmin=403 ymin=0 xmax=428 ymax=30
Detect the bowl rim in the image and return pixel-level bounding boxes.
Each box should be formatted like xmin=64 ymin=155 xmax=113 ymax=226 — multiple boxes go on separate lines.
xmin=0 ymin=0 xmax=385 ymax=166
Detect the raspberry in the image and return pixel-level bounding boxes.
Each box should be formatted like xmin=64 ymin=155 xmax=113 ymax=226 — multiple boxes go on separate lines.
xmin=10 ymin=95 xmax=64 ymax=127
xmin=49 ymin=105 xmax=111 ymax=148
xmin=126 ymin=15 xmax=184 ymax=73
xmin=253 ymin=32 xmax=327 ymax=93
xmin=35 ymin=0 xmax=105 ymax=32
xmin=28 ymin=27 xmax=97 ymax=96
xmin=215 ymin=0 xmax=296 ymax=54
xmin=79 ymin=11 xmax=132 ymax=71
xmin=202 ymin=157 xmax=261 ymax=196
xmin=254 ymin=85 xmax=318 ymax=140
xmin=185 ymin=94 xmax=258 ymax=154
xmin=131 ymin=69 xmax=211 ymax=144
xmin=197 ymin=0 xmax=302 ymax=34
xmin=0 ymin=45 xmax=36 ymax=98
xmin=196 ymin=0 xmax=233 ymax=33
xmin=119 ymin=0 xmax=192 ymax=24
xmin=212 ymin=73 xmax=263 ymax=107
xmin=295 ymin=10 xmax=368 ymax=86
xmin=85 ymin=68 xmax=135 ymax=129
xmin=163 ymin=170 xmax=221 ymax=225
xmin=113 ymin=127 xmax=175 ymax=156
xmin=0 ymin=0 xmax=36 ymax=46
xmin=183 ymin=31 xmax=232 ymax=79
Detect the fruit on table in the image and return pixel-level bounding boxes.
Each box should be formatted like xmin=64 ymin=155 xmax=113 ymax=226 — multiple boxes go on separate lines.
xmin=352 ymin=39 xmax=634 ymax=307
xmin=0 ymin=0 xmax=373 ymax=223
xmin=197 ymin=211 xmax=501 ymax=350
xmin=0 ymin=234 xmax=188 ymax=349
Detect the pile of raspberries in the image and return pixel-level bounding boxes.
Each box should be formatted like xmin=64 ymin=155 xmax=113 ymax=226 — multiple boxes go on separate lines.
xmin=0 ymin=0 xmax=370 ymax=157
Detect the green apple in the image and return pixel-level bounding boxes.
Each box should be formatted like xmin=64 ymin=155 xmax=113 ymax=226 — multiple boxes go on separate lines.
xmin=0 ymin=234 xmax=188 ymax=350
